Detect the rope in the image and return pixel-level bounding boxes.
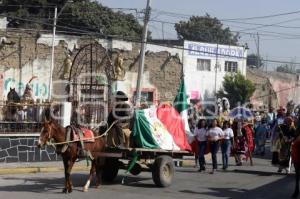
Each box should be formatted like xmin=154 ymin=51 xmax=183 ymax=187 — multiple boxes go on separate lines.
xmin=47 ymin=120 xmax=118 ymax=146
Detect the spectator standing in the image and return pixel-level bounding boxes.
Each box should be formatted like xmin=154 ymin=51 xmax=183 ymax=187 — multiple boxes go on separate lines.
xmin=207 ymin=119 xmax=224 ymax=174
xmin=255 ymin=119 xmax=268 ymax=156
xmin=221 ymin=121 xmax=234 ymax=170
xmin=194 ymin=119 xmax=207 ymax=172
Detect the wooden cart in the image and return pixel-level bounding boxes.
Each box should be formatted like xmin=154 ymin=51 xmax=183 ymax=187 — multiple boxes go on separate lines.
xmin=98 ymin=147 xmax=193 ymax=187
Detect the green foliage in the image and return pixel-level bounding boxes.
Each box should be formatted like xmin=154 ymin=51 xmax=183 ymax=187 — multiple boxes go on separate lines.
xmin=0 ymin=0 xmax=143 ymax=38
xmin=175 ymin=14 xmax=239 ymax=45
xmin=247 ymin=54 xmax=263 ymax=68
xmin=276 ymin=64 xmax=294 ymax=73
xmin=218 ymin=72 xmax=255 ymax=107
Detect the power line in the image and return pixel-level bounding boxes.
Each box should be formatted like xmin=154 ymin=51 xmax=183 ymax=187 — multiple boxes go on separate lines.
xmin=224 ymin=17 xmax=300 ymax=30
xmin=221 ymin=10 xmax=300 ymax=21
xmin=149 ymin=19 xmax=300 ymax=40
xmin=0 ymin=4 xmax=56 ymax=8
xmin=237 ymin=17 xmax=300 ymax=32
xmin=4 ymin=13 xmax=300 ymax=65
xmin=152 ymin=8 xmax=300 ymax=21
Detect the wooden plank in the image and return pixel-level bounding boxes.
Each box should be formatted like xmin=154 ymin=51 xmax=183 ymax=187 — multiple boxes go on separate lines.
xmin=102 ymin=147 xmax=194 ymax=159
xmin=93 ymin=152 xmax=123 ymax=158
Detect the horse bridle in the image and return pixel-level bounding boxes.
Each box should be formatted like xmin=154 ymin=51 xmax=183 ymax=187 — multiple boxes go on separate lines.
xmin=46 ymin=123 xmax=53 ymax=144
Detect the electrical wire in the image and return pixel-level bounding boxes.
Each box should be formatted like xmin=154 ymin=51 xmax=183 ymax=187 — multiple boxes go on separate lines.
xmin=152 ymin=8 xmax=300 ymax=21
xmin=2 ymin=13 xmax=300 ymax=65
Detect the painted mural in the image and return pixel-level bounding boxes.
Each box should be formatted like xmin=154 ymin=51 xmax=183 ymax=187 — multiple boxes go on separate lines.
xmin=3 ymin=58 xmax=50 ymax=100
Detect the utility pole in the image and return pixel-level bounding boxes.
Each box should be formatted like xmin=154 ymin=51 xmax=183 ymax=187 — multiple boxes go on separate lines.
xmin=49 ymin=6 xmax=57 ymax=101
xmin=256 ymin=32 xmax=260 ymax=69
xmin=18 ymin=37 xmax=22 ymax=94
xmin=48 ymin=2 xmax=72 ymax=101
xmin=265 ymin=54 xmax=268 ymax=72
xmin=135 ymin=0 xmax=151 ymax=107
xmin=214 ymin=43 xmax=219 ymax=97
xmin=161 ymin=22 xmax=165 ymax=40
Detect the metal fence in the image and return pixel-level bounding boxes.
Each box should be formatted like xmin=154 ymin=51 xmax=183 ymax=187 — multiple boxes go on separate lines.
xmin=0 ymin=101 xmax=108 ymax=134
xmin=0 ymin=101 xmax=50 ymax=134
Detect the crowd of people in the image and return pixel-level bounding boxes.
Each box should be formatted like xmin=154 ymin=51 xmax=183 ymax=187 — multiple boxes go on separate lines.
xmin=189 ymin=105 xmax=300 ymax=174
xmin=189 ymin=117 xmax=254 ymax=174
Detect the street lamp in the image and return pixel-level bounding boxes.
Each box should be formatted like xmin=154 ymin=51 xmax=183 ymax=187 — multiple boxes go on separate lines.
xmin=48 ymin=0 xmax=73 ymax=101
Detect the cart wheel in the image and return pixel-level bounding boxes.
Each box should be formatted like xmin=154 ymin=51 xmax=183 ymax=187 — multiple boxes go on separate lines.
xmin=102 ymin=158 xmax=119 ymax=182
xmin=151 ymin=155 xmax=174 ymax=187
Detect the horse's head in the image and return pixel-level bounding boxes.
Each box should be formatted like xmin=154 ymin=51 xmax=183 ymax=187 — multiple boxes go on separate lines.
xmin=37 ymin=120 xmax=54 ymax=148
xmin=7 ymin=87 xmax=20 ymax=103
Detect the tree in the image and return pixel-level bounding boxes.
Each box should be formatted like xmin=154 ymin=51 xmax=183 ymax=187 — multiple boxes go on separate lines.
xmin=0 ymin=0 xmax=143 ymax=38
xmin=217 ymin=72 xmax=255 ymax=108
xmin=175 ymin=14 xmax=239 ymax=45
xmin=247 ymin=54 xmax=264 ymax=68
xmin=276 ymin=64 xmax=294 ymax=73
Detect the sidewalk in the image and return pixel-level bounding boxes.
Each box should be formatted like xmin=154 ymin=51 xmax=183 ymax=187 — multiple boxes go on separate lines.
xmin=0 ymin=161 xmax=90 ymax=175
xmin=0 ymin=153 xmax=271 ymax=175
xmin=0 ymin=159 xmax=198 ymax=175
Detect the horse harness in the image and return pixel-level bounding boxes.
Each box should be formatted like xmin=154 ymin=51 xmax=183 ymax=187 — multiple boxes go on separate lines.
xmin=61 ymin=125 xmax=94 ymax=161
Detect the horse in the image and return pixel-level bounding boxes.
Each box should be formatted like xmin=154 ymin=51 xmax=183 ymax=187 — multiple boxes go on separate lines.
xmin=5 ymin=76 xmax=37 ymax=121
xmin=37 ymin=119 xmax=107 ymax=193
xmin=5 ymin=87 xmax=21 ymax=121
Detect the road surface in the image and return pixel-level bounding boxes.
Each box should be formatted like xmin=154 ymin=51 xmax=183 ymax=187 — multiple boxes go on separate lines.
xmin=0 ymin=155 xmax=296 ymax=199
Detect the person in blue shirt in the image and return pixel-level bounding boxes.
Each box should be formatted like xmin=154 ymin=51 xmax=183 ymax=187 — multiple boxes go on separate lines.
xmin=255 ymin=118 xmax=268 ymax=156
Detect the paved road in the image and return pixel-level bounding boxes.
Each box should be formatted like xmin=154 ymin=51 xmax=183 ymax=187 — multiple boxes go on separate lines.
xmin=0 ymin=155 xmax=296 ymax=199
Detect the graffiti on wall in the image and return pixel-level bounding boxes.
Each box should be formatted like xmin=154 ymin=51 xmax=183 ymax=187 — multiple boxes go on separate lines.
xmin=3 ymin=59 xmax=50 ymax=100
xmin=4 ymin=78 xmax=48 ymax=99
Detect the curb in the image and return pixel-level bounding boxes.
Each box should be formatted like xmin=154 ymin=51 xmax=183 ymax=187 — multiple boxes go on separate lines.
xmin=0 ymin=158 xmax=208 ymax=175
xmin=0 ymin=165 xmax=91 ymax=175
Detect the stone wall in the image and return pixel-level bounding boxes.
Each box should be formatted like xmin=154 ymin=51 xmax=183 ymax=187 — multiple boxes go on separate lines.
xmin=247 ymin=68 xmax=300 ymax=109
xmin=0 ymin=30 xmax=182 ymax=103
xmin=0 ymin=136 xmax=59 ymax=163
xmin=247 ymin=68 xmax=277 ymax=110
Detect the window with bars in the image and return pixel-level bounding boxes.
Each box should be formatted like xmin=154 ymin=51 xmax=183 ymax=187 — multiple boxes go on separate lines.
xmin=197 ymin=59 xmax=211 ymax=71
xmin=224 ymin=61 xmax=238 ymax=73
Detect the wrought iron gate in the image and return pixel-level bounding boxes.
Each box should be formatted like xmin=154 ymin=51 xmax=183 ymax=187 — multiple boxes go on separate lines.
xmin=68 ymin=43 xmax=112 ymax=127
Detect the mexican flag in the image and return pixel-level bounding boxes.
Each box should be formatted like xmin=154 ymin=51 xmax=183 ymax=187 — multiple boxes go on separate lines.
xmin=132 ymin=104 xmax=191 ymax=151
xmin=173 ymin=79 xmax=194 ymax=143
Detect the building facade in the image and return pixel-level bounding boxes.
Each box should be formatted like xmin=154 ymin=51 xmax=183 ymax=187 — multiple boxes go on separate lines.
xmin=183 ymin=40 xmax=247 ymax=101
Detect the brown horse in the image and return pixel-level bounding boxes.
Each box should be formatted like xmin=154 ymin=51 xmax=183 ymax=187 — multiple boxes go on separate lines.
xmin=37 ymin=120 xmax=106 ymax=193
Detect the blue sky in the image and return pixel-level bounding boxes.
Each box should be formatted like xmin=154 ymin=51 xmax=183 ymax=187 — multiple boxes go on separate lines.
xmin=98 ymin=0 xmax=300 ymax=70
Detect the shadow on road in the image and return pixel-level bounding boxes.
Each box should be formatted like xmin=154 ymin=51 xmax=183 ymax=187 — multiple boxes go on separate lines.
xmin=0 ymin=174 xmax=84 ymax=194
xmin=179 ymin=174 xmax=295 ymax=199
xmin=0 ymin=173 xmax=153 ymax=193
xmin=231 ymin=169 xmax=288 ymax=177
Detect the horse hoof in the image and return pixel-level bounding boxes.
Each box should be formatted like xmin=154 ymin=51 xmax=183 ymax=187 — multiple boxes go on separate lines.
xmin=83 ymin=188 xmax=88 ymax=192
xmin=95 ymin=185 xmax=101 ymax=189
xmin=68 ymin=189 xmax=73 ymax=193
xmin=62 ymin=188 xmax=68 ymax=194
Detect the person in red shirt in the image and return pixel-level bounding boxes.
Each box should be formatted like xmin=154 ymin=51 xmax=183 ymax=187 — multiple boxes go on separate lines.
xmin=292 ymin=135 xmax=300 ymax=198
